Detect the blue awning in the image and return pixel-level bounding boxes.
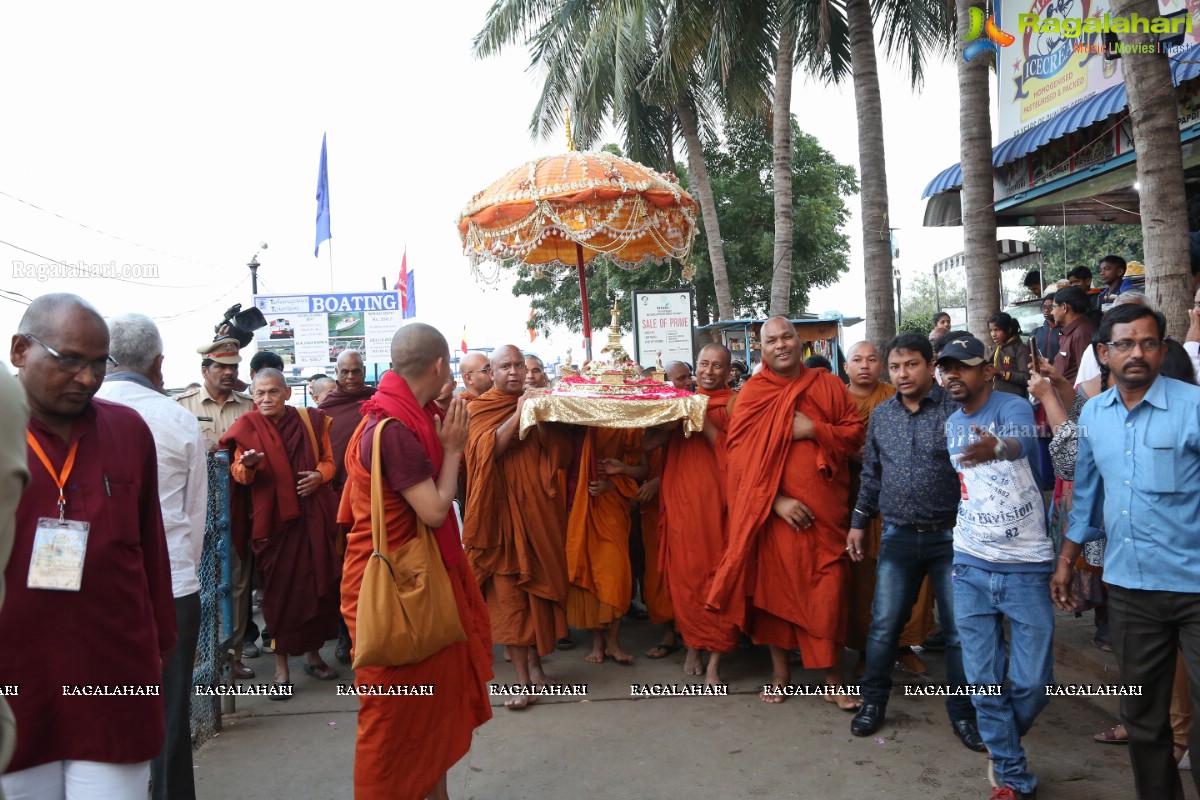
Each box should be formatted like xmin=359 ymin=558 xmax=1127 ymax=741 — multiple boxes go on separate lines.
xmin=922 ymin=43 xmax=1200 ymax=198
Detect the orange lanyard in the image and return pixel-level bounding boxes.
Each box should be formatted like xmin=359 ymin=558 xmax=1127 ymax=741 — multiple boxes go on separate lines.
xmin=26 ymin=431 xmax=79 ymax=522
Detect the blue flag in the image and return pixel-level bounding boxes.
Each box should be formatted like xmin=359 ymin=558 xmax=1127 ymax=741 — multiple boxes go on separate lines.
xmin=403 ymin=270 xmax=417 ymax=319
xmin=314 ymin=133 xmax=331 ymax=257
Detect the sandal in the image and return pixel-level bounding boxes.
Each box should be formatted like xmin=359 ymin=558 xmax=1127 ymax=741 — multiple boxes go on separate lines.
xmin=1093 ymin=724 xmax=1128 ymax=744
xmin=646 ymin=643 xmax=679 ymax=659
xmin=270 ymin=672 xmax=292 ymax=702
xmin=302 ymin=662 xmax=339 ymax=681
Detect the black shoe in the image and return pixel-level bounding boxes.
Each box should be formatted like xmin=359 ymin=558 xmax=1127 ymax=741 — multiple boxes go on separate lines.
xmin=335 ymin=633 xmax=352 ymax=665
xmin=951 ymin=718 xmax=987 ymax=752
xmin=851 ymin=703 xmax=886 ymax=736
xmin=922 ymin=630 xmax=946 ymax=651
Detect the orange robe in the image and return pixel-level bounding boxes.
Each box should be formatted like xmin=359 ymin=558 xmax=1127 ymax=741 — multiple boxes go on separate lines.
xmin=639 ymin=450 xmax=673 ymax=625
xmin=660 ymin=387 xmax=740 ymax=652
xmin=846 ymin=383 xmax=935 ymax=651
xmin=462 ymin=388 xmax=570 ymax=656
xmin=565 ymin=428 xmax=642 ymax=629
xmin=339 ymin=392 xmax=492 ymax=800
xmin=707 ymin=365 xmax=865 ymax=669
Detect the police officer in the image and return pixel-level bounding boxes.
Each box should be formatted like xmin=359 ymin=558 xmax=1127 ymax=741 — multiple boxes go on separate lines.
xmin=176 ymin=337 xmax=259 ymax=679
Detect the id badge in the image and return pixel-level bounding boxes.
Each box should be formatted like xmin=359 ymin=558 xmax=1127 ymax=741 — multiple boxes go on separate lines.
xmin=27 ymin=518 xmax=89 ymax=591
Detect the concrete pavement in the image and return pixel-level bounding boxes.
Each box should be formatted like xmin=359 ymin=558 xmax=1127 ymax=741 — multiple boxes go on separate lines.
xmin=192 ymin=608 xmax=1196 ymax=800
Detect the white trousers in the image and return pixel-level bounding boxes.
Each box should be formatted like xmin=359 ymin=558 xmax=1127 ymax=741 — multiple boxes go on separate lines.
xmin=1 ymin=759 xmax=150 ymax=800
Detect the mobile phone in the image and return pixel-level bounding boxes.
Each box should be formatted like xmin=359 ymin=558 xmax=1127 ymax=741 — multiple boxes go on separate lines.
xmin=1029 ymin=339 xmax=1040 ymax=372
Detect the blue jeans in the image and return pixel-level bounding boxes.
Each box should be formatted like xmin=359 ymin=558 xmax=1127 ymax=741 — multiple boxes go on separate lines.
xmin=952 ymin=564 xmax=1054 ymax=795
xmin=859 ymin=524 xmax=974 ymax=722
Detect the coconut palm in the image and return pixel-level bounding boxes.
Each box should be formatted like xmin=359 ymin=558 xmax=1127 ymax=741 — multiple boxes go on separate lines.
xmin=1110 ymin=0 xmax=1191 ymax=337
xmin=473 ymin=0 xmax=748 ymax=322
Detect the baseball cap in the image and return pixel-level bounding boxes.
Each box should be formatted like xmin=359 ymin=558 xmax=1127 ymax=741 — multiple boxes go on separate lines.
xmin=935 ymin=335 xmax=986 ymax=367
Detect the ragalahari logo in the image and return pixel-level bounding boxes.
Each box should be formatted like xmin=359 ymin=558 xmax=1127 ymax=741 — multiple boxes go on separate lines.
xmin=963 ymin=7 xmax=1016 ymax=61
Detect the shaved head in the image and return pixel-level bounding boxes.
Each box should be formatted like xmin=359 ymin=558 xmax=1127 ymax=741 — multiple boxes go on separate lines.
xmin=525 ymin=354 xmax=548 ymax=388
xmin=698 ymin=343 xmax=731 ymax=368
xmin=390 ymin=323 xmax=449 ymax=379
xmin=17 ymin=293 xmax=104 ymax=339
xmin=846 ymin=341 xmax=878 ymax=361
xmin=491 ymin=344 xmax=527 ymax=395
xmin=696 ymin=343 xmax=731 ymax=391
xmin=11 ymin=293 xmax=110 ymax=423
xmin=336 ymin=349 xmax=364 ymax=369
xmin=664 ymin=360 xmax=692 ymax=390
xmin=460 ymin=351 xmax=492 ymax=395
xmin=761 ymin=316 xmax=801 ymax=377
xmin=846 ymin=341 xmax=883 ymax=391
xmin=335 ymin=347 xmax=367 ymax=392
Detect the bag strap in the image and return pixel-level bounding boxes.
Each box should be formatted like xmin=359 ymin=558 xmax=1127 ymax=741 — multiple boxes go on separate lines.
xmin=296 ymin=407 xmax=321 ymax=466
xmin=370 ymin=417 xmax=394 ymax=558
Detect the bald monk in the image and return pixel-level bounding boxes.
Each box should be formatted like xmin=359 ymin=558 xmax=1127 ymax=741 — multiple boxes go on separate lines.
xmin=462 ymin=345 xmax=571 ymax=707
xmin=338 ymin=324 xmax=492 ymax=800
xmin=460 ymin=352 xmax=493 ymax=401
xmin=646 ymin=344 xmax=740 ymax=684
xmin=223 ymin=369 xmax=341 ymax=688
xmin=525 ymin=355 xmax=549 ymax=389
xmin=707 ymin=317 xmax=865 ymax=707
xmin=434 ymin=376 xmax=456 ymax=412
xmin=844 ymin=342 xmax=934 ymax=676
xmin=567 ymin=425 xmax=648 ymax=665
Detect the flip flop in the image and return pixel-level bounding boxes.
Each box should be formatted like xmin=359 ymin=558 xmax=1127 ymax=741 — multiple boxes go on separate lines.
xmin=646 ymin=643 xmax=679 ymax=659
xmin=303 ymin=662 xmax=339 ymax=681
xmin=1094 ymin=725 xmax=1128 ymax=744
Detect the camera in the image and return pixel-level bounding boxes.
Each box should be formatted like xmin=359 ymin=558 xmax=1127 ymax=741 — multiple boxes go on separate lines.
xmin=213 ymin=303 xmax=267 ymax=348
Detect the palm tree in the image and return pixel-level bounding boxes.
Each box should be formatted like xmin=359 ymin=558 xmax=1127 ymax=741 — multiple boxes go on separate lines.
xmin=956 ymin=0 xmax=999 ymax=341
xmin=769 ymin=16 xmax=797 ymax=317
xmin=1110 ymin=0 xmax=1191 ymax=337
xmin=473 ymin=0 xmax=743 ymax=322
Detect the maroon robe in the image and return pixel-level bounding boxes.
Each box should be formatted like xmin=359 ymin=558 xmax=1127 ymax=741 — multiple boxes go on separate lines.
xmin=222 ymin=407 xmax=339 ymax=655
xmin=318 ymin=383 xmax=376 ymax=494
xmin=1 ymin=400 xmax=176 ymax=771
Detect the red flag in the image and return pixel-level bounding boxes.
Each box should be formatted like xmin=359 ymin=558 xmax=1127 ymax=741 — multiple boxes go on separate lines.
xmin=461 ymin=326 xmax=468 ymax=354
xmin=397 ymin=249 xmax=409 ymax=313
xmin=527 ymin=309 xmax=537 ymax=342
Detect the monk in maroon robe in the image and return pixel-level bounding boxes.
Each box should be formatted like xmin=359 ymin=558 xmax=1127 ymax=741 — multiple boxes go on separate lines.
xmin=223 ymin=368 xmax=340 ymax=689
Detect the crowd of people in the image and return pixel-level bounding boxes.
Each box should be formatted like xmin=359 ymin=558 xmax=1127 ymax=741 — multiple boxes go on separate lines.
xmin=0 ymin=260 xmax=1197 ymax=799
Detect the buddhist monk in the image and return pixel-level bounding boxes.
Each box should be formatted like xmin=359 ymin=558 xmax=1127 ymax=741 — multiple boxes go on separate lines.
xmin=646 ymin=343 xmax=739 ymax=684
xmin=338 ymin=324 xmax=492 ymax=800
xmin=707 ymin=317 xmax=865 ymax=707
xmin=434 ymin=376 xmax=456 ymax=412
xmin=844 ymin=342 xmax=934 ymax=677
xmin=462 ymin=345 xmax=571 ymax=707
xmin=460 ymin=352 xmax=493 ymax=401
xmin=567 ymin=424 xmax=648 ymax=665
xmin=525 ymin=355 xmax=549 ymax=389
xmin=222 ymin=368 xmax=341 ymax=690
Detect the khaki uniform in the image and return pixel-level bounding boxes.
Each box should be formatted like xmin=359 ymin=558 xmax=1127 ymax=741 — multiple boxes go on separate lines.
xmin=174 ymin=385 xmax=254 ymax=449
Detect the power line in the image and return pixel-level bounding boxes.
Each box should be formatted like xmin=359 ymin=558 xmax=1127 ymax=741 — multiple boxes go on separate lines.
xmin=152 ymin=275 xmax=251 ymax=323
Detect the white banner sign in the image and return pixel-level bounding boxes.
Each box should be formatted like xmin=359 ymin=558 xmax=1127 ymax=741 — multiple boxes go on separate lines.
xmin=632 ymin=290 xmax=695 ymax=368
xmin=252 ymin=292 xmax=402 ymax=368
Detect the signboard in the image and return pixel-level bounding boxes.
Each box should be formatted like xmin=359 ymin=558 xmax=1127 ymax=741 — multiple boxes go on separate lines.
xmin=253 ymin=292 xmax=402 ymax=368
xmin=997 ymin=0 xmax=1197 ymax=142
xmin=632 ymin=290 xmax=695 ymax=368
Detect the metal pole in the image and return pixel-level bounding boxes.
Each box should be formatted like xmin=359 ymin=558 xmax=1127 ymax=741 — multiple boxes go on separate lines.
xmin=576 ymin=243 xmax=592 ymax=361
xmin=248 ymin=256 xmax=259 ymax=296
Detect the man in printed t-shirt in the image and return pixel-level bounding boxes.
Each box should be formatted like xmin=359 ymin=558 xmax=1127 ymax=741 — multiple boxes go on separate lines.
xmin=938 ymin=335 xmax=1054 ymax=800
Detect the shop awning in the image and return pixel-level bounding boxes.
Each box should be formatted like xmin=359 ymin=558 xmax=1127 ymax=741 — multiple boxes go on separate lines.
xmin=921 ymin=42 xmax=1200 ymax=199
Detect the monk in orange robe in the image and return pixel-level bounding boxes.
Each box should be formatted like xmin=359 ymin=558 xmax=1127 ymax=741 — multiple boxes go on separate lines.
xmin=223 ymin=368 xmax=341 ymax=687
xmin=338 ymin=324 xmax=492 ymax=800
xmin=462 ymin=344 xmax=571 ymax=707
xmin=647 ymin=344 xmax=740 ymax=684
xmin=566 ymin=426 xmax=647 ymax=664
xmin=844 ymin=342 xmax=934 ymax=675
xmin=637 ymin=448 xmax=675 ymax=656
xmin=707 ymin=317 xmax=866 ymax=707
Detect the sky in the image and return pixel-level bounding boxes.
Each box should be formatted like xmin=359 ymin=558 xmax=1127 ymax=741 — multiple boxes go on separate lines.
xmin=0 ymin=2 xmax=1023 ymax=387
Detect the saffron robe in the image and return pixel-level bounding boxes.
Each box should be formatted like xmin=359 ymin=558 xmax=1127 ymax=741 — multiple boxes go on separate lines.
xmin=338 ymin=375 xmax=492 ymax=800
xmin=639 ymin=449 xmax=672 ymax=625
xmin=462 ymin=388 xmax=570 ymax=656
xmin=846 ymin=382 xmax=935 ymax=651
xmin=223 ymin=406 xmax=339 ymax=655
xmin=660 ymin=387 xmax=740 ymax=652
xmin=707 ymin=365 xmax=865 ymax=669
xmin=565 ymin=428 xmax=642 ymax=629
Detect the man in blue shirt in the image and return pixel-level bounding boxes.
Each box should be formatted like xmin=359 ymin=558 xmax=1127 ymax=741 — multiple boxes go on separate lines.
xmin=940 ymin=335 xmax=1054 ymax=800
xmin=1057 ymin=303 xmax=1200 ymax=800
xmin=847 ymin=333 xmax=982 ymax=752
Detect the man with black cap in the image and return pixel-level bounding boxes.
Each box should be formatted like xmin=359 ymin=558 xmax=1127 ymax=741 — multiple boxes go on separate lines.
xmin=938 ymin=335 xmax=1054 ymax=800
xmin=176 ymin=337 xmax=258 ymax=680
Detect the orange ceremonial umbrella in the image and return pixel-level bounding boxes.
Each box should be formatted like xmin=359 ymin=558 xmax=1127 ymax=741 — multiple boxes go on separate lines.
xmin=456 ymin=139 xmax=698 ymax=360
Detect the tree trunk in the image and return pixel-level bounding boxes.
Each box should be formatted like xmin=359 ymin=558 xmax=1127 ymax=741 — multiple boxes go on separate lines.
xmin=847 ymin=0 xmax=895 ymax=347
xmin=676 ymin=99 xmax=735 ymax=322
xmin=1111 ymin=0 xmax=1191 ymax=338
xmin=956 ymin=0 xmax=1000 ymax=341
xmin=769 ymin=19 xmax=796 ymax=317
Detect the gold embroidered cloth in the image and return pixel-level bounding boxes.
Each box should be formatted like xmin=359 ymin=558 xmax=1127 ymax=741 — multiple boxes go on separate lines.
xmin=518 ymin=393 xmax=709 ymax=439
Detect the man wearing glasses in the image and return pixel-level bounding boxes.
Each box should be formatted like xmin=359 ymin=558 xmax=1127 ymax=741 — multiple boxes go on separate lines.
xmin=1 ymin=293 xmax=176 ymax=799
xmin=1056 ymin=303 xmax=1200 ymax=799
xmin=459 ymin=351 xmax=493 ymax=402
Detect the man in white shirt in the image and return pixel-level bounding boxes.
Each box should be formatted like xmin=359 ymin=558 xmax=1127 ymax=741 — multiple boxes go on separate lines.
xmin=95 ymin=313 xmax=207 ymax=800
xmin=1074 ymin=291 xmax=1147 ymax=387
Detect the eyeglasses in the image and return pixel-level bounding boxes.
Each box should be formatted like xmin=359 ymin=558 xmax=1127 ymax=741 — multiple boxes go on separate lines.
xmin=1102 ymin=338 xmax=1164 ymax=353
xmin=463 ymin=365 xmax=492 ymax=375
xmin=24 ymin=334 xmax=116 ymax=376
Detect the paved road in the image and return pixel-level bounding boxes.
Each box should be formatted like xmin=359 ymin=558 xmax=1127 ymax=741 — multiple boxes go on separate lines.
xmin=194 ymin=617 xmax=1196 ymax=800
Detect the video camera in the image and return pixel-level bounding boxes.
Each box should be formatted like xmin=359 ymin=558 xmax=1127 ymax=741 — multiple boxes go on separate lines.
xmin=213 ymin=303 xmax=267 ymax=348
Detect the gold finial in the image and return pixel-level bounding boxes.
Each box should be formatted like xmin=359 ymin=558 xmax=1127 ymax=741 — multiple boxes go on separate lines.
xmin=564 ymin=108 xmax=574 ymax=152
